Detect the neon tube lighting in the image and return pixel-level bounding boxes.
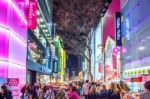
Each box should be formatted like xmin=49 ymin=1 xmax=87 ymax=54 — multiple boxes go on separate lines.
xmin=124 ymin=66 xmax=150 ymax=72
xmin=9 ymin=61 xmax=26 ymax=68
xmin=0 ymin=60 xmax=26 ymax=69
xmin=12 ymin=2 xmax=27 ymax=24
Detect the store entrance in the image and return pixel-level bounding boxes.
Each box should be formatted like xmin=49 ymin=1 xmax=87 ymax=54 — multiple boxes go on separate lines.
xmin=27 ymin=70 xmax=36 ymax=86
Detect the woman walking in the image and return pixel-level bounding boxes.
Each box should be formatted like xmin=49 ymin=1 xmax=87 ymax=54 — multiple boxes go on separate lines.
xmin=107 ymin=83 xmax=120 ymax=99
xmin=88 ymin=85 xmax=99 ymax=99
xmin=99 ymin=85 xmax=108 ymax=99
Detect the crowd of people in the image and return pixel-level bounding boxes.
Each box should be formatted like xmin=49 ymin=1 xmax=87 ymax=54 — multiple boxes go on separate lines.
xmin=0 ymin=80 xmax=150 ymax=99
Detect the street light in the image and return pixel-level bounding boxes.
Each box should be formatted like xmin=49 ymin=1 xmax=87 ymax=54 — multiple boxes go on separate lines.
xmin=97 ymin=44 xmax=106 ymax=82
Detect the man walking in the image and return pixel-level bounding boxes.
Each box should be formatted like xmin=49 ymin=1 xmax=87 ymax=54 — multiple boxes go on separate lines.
xmin=82 ymin=80 xmax=90 ymax=99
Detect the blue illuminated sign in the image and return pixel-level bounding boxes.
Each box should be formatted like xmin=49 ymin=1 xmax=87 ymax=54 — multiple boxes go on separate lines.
xmin=115 ymin=12 xmax=122 ymax=46
xmin=53 ymin=60 xmax=58 ymax=73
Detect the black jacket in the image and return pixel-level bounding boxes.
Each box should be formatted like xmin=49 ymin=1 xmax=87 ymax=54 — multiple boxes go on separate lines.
xmin=88 ymin=93 xmax=100 ymax=99
xmin=0 ymin=92 xmax=2 ymax=99
xmin=99 ymin=90 xmax=108 ymax=99
xmin=1 ymin=91 xmax=12 ymax=99
xmin=107 ymin=89 xmax=120 ymax=99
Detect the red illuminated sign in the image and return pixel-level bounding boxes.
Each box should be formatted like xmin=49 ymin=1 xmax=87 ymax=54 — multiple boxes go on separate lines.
xmin=28 ymin=0 xmax=37 ymax=29
xmin=7 ymin=78 xmax=19 ymax=86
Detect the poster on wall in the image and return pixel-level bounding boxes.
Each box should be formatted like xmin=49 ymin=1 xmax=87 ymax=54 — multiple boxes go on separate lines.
xmin=7 ymin=78 xmax=19 ymax=98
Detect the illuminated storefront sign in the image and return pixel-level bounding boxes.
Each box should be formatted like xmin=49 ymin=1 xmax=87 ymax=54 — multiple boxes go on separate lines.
xmin=53 ymin=61 xmax=58 ymax=73
xmin=28 ymin=0 xmax=37 ymax=29
xmin=115 ymin=12 xmax=122 ymax=46
xmin=52 ymin=46 xmax=55 ymax=59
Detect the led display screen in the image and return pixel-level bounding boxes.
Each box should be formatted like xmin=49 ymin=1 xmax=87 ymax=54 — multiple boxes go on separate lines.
xmin=0 ymin=0 xmax=11 ymax=28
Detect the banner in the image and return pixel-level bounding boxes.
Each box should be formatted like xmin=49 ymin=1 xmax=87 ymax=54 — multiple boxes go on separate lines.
xmin=28 ymin=0 xmax=37 ymax=29
xmin=7 ymin=78 xmax=19 ymax=98
xmin=115 ymin=12 xmax=122 ymax=46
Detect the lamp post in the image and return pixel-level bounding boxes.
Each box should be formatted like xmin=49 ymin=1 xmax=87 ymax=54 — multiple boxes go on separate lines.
xmin=97 ymin=44 xmax=106 ymax=82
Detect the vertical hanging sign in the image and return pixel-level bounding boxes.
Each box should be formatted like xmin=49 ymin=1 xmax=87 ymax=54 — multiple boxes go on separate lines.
xmin=115 ymin=12 xmax=122 ymax=46
xmin=53 ymin=61 xmax=58 ymax=73
xmin=28 ymin=0 xmax=37 ymax=29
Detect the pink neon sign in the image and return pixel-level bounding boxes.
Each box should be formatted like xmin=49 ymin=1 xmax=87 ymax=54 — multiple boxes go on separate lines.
xmin=28 ymin=0 xmax=37 ymax=29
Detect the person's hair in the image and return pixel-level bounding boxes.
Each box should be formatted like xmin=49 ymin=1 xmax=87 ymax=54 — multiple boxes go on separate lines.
xmin=109 ymin=83 xmax=117 ymax=93
xmin=1 ymin=84 xmax=8 ymax=92
xmin=144 ymin=81 xmax=150 ymax=91
xmin=69 ymin=83 xmax=73 ymax=87
xmin=89 ymin=85 xmax=97 ymax=95
xmin=86 ymin=80 xmax=89 ymax=83
xmin=120 ymin=81 xmax=130 ymax=92
xmin=72 ymin=86 xmax=77 ymax=92
xmin=102 ymin=85 xmax=107 ymax=90
xmin=116 ymin=84 xmax=126 ymax=95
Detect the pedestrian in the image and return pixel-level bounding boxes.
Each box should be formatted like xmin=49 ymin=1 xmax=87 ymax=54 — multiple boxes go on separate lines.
xmin=37 ymin=85 xmax=44 ymax=99
xmin=31 ymin=83 xmax=38 ymax=99
xmin=44 ymin=85 xmax=55 ymax=99
xmin=55 ymin=88 xmax=66 ymax=99
xmin=139 ymin=80 xmax=150 ymax=99
xmin=68 ymin=86 xmax=79 ymax=99
xmin=21 ymin=83 xmax=32 ymax=99
xmin=82 ymin=80 xmax=90 ymax=99
xmin=96 ymin=84 xmax=101 ymax=93
xmin=0 ymin=92 xmax=2 ymax=99
xmin=116 ymin=83 xmax=126 ymax=98
xmin=1 ymin=84 xmax=12 ymax=99
xmin=88 ymin=85 xmax=99 ymax=99
xmin=99 ymin=85 xmax=108 ymax=99
xmin=107 ymin=83 xmax=120 ymax=99
xmin=75 ymin=83 xmax=82 ymax=96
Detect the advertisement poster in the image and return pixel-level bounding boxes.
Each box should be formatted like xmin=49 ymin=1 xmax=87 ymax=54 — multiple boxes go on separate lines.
xmin=7 ymin=78 xmax=19 ymax=98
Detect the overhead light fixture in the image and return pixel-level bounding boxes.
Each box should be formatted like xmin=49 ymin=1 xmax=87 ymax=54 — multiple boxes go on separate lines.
xmin=138 ymin=46 xmax=145 ymax=51
xmin=43 ymin=25 xmax=46 ymax=28
xmin=40 ymin=18 xmax=44 ymax=22
xmin=45 ymin=29 xmax=48 ymax=32
xmin=147 ymin=36 xmax=150 ymax=39
xmin=36 ymin=10 xmax=40 ymax=16
xmin=37 ymin=18 xmax=40 ymax=23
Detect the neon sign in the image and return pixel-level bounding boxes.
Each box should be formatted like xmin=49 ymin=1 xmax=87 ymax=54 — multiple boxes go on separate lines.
xmin=115 ymin=12 xmax=122 ymax=46
xmin=28 ymin=0 xmax=37 ymax=29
